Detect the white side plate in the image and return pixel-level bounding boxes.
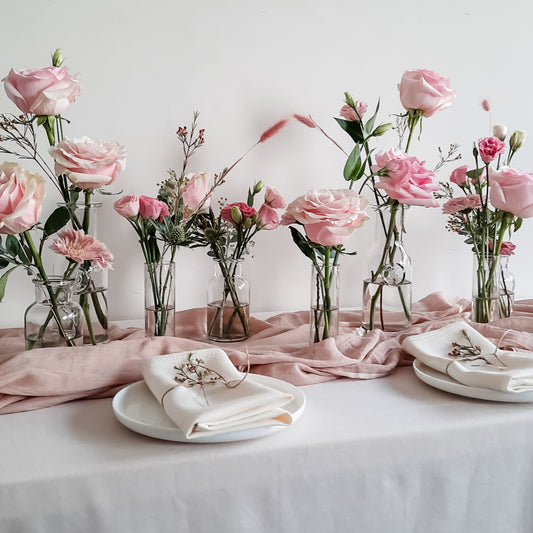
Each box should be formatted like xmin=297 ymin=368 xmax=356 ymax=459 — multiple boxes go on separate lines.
xmin=413 ymin=359 xmax=533 ymax=403
xmin=112 ymin=374 xmax=306 ymax=443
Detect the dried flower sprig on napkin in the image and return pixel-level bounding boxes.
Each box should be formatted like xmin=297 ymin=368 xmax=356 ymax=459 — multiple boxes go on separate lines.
xmin=448 ymin=329 xmax=505 ymax=368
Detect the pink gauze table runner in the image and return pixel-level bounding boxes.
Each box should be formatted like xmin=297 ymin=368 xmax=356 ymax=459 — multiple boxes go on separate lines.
xmin=2 ymin=291 xmax=533 ymax=415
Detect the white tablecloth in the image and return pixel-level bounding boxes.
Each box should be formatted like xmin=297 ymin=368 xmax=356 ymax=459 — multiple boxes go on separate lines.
xmin=1 ymin=366 xmax=533 ymax=533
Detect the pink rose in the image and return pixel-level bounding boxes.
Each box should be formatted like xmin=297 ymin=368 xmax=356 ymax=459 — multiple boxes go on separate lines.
xmin=398 ymin=69 xmax=455 ymax=117
xmin=138 ymin=196 xmax=169 ymax=221
xmin=478 ymin=137 xmax=506 ymax=164
xmin=114 ymin=195 xmax=140 ymax=219
xmin=0 ymin=162 xmax=46 ymax=234
xmin=257 ymin=204 xmax=280 ymax=230
xmin=221 ymin=202 xmax=256 ymax=224
xmin=449 ymin=165 xmax=471 ymax=187
xmin=182 ymin=172 xmax=211 ymax=212
xmin=3 ymin=66 xmax=81 ymax=116
xmin=264 ymin=186 xmax=286 ymax=209
xmin=498 ymin=241 xmax=516 ymax=255
xmin=442 ymin=195 xmax=482 ymax=215
xmin=372 ymin=148 xmax=440 ymax=207
xmin=49 ymin=137 xmax=126 ymax=189
xmin=489 ymin=167 xmax=533 ymax=218
xmin=284 ymin=189 xmax=369 ymax=246
xmin=339 ymin=102 xmax=368 ymax=121
xmin=50 ymin=229 xmax=113 ymax=270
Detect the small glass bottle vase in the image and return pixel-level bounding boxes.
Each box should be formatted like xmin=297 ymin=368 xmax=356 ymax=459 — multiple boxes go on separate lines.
xmin=207 ymin=258 xmax=250 ymax=342
xmin=310 ymin=263 xmax=339 ymax=344
xmin=361 ymin=203 xmax=412 ymax=332
xmin=24 ymin=277 xmax=83 ymax=349
xmin=472 ymin=254 xmax=515 ymax=323
xmin=144 ymin=261 xmax=176 ymax=337
xmin=57 ymin=202 xmax=109 ymax=345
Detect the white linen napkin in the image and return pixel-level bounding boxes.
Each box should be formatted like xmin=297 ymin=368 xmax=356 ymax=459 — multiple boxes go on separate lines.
xmin=402 ymin=321 xmax=533 ymax=393
xmin=142 ymin=348 xmax=294 ymax=439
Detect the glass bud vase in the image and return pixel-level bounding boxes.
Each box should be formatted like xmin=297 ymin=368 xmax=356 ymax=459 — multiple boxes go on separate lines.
xmin=207 ymin=258 xmax=250 ymax=342
xmin=472 ymin=254 xmax=515 ymax=323
xmin=361 ymin=202 xmax=412 ymax=332
xmin=310 ymin=262 xmax=340 ymax=344
xmin=144 ymin=261 xmax=176 ymax=337
xmin=57 ymin=202 xmax=109 ymax=345
xmin=24 ymin=277 xmax=83 ymax=349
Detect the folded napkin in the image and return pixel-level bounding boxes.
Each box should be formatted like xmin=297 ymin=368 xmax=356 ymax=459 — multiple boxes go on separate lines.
xmin=403 ymin=321 xmax=533 ymax=393
xmin=142 ymin=348 xmax=294 ymax=439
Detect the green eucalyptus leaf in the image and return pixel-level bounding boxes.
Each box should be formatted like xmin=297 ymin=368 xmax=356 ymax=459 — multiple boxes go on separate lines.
xmin=43 ymin=206 xmax=71 ymax=238
xmin=0 ymin=266 xmax=18 ymax=302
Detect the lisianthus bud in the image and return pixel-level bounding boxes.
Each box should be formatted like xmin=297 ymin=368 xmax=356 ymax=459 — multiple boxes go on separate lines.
xmin=373 ymin=123 xmax=393 ymax=137
xmin=492 ymin=124 xmax=508 ymax=141
xmin=230 ymin=205 xmax=243 ymax=224
xmin=344 ymin=92 xmax=356 ymax=109
xmin=253 ymin=181 xmax=263 ymax=194
xmin=52 ymin=48 xmax=64 ymax=67
xmin=509 ymin=130 xmax=527 ymax=151
xmin=243 ymin=217 xmax=254 ymax=229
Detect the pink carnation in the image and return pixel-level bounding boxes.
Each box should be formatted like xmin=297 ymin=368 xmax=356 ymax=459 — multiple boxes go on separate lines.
xmin=442 ymin=195 xmax=482 ymax=215
xmin=50 ymin=229 xmax=113 ymax=270
xmin=221 ymin=202 xmax=256 ymax=224
xmin=372 ymin=148 xmax=440 ymax=207
xmin=478 ymin=137 xmax=506 ymax=164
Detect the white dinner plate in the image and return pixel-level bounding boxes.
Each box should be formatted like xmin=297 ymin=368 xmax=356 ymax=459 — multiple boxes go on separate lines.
xmin=413 ymin=359 xmax=533 ymax=403
xmin=112 ymin=374 xmax=306 ymax=443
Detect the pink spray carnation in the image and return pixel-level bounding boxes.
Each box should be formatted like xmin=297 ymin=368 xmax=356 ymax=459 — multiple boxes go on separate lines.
xmin=220 ymin=202 xmax=256 ymax=224
xmin=442 ymin=195 xmax=482 ymax=215
xmin=372 ymin=148 xmax=440 ymax=207
xmin=50 ymin=229 xmax=113 ymax=269
xmin=138 ymin=196 xmax=170 ymax=221
xmin=478 ymin=137 xmax=506 ymax=164
xmin=114 ymin=195 xmax=140 ymax=219
xmin=4 ymin=66 xmax=81 ymax=116
xmin=0 ymin=162 xmax=46 ymax=234
xmin=489 ymin=167 xmax=533 ymax=218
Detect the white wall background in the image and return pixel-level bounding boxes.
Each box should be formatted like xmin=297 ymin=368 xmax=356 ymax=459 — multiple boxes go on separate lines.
xmin=1 ymin=0 xmax=532 ymax=327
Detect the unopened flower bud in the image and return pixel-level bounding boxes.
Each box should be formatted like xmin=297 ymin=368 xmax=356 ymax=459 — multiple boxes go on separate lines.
xmin=492 ymin=124 xmax=508 ymax=141
xmin=253 ymin=181 xmax=263 ymax=194
xmin=243 ymin=217 xmax=253 ymax=229
xmin=52 ymin=48 xmax=64 ymax=67
xmin=509 ymin=130 xmax=527 ymax=151
xmin=344 ymin=92 xmax=356 ymax=109
xmin=251 ymin=213 xmax=258 ymax=225
xmin=372 ymin=122 xmax=393 ymax=137
xmin=230 ymin=205 xmax=243 ymax=224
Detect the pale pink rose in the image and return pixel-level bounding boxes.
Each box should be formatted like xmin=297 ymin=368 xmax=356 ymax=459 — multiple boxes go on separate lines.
xmin=372 ymin=148 xmax=440 ymax=207
xmin=264 ymin=186 xmax=286 ymax=209
xmin=442 ymin=195 xmax=482 ymax=215
xmin=284 ymin=189 xmax=369 ymax=246
xmin=489 ymin=167 xmax=533 ymax=218
xmin=0 ymin=162 xmax=46 ymax=234
xmin=257 ymin=204 xmax=279 ymax=230
xmin=3 ymin=66 xmax=81 ymax=116
xmin=339 ymin=102 xmax=367 ymax=121
xmin=50 ymin=229 xmax=113 ymax=270
xmin=49 ymin=137 xmax=126 ymax=189
xmin=450 ymin=165 xmax=471 ymax=187
xmin=114 ymin=195 xmax=140 ymax=219
xmin=138 ymin=196 xmax=169 ymax=221
xmin=398 ymin=69 xmax=455 ymax=117
xmin=498 ymin=241 xmax=516 ymax=255
xmin=478 ymin=136 xmax=506 ymax=164
xmin=182 ymin=172 xmax=211 ymax=212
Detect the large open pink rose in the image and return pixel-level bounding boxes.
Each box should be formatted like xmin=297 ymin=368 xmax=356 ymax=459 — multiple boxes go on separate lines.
xmin=489 ymin=167 xmax=533 ymax=218
xmin=0 ymin=162 xmax=46 ymax=234
xmin=398 ymin=69 xmax=455 ymax=117
xmin=372 ymin=148 xmax=440 ymax=207
xmin=284 ymin=189 xmax=369 ymax=246
xmin=4 ymin=66 xmax=81 ymax=116
xmin=49 ymin=137 xmax=126 ymax=189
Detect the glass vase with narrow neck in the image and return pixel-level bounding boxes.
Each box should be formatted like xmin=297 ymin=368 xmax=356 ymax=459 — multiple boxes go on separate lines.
xmin=361 ymin=203 xmax=412 ymax=332
xmin=207 ymin=258 xmax=250 ymax=342
xmin=24 ymin=277 xmax=83 ymax=349
xmin=472 ymin=253 xmax=515 ymax=323
xmin=145 ymin=261 xmax=176 ymax=337
xmin=310 ymin=262 xmax=340 ymax=344
xmin=57 ymin=202 xmax=108 ymax=344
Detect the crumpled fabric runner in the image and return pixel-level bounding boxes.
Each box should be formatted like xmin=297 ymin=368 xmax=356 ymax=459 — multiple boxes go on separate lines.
xmin=1 ymin=292 xmax=532 ymax=414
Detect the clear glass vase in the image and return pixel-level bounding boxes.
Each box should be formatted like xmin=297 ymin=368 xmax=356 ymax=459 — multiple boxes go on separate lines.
xmin=24 ymin=277 xmax=83 ymax=349
xmin=361 ymin=202 xmax=412 ymax=332
xmin=145 ymin=261 xmax=176 ymax=337
xmin=310 ymin=262 xmax=339 ymax=344
xmin=472 ymin=254 xmax=515 ymax=323
xmin=207 ymin=258 xmax=250 ymax=342
xmin=57 ymin=202 xmax=109 ymax=344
